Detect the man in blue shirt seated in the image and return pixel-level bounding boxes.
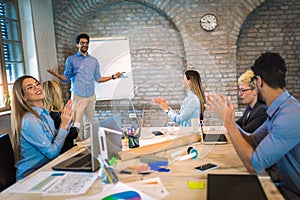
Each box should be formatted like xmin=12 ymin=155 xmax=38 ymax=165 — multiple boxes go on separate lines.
xmin=206 ymin=52 xmax=300 ymax=200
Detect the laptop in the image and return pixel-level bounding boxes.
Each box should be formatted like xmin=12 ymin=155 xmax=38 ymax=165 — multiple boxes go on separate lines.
xmin=207 ymin=174 xmax=267 ymax=200
xmin=52 ymin=115 xmax=122 ymax=172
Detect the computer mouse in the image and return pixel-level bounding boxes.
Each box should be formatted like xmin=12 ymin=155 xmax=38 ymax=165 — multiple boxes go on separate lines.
xmin=102 ymin=191 xmax=141 ymax=200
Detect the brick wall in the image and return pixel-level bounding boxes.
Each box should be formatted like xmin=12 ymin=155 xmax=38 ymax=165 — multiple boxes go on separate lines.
xmin=237 ymin=0 xmax=300 ymax=101
xmin=51 ymin=0 xmax=300 ymax=126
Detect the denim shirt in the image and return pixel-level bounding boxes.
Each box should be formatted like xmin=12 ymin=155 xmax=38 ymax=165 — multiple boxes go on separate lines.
xmin=16 ymin=107 xmax=69 ymax=180
xmin=64 ymin=52 xmax=101 ymax=97
xmin=168 ymin=91 xmax=200 ymax=126
xmin=251 ymin=90 xmax=300 ymax=194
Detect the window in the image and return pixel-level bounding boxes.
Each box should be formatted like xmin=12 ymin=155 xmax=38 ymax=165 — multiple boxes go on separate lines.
xmin=0 ymin=0 xmax=24 ymax=111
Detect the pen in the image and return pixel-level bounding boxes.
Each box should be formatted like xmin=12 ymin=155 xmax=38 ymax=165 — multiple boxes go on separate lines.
xmin=103 ymin=166 xmax=113 ymax=183
xmin=120 ymin=170 xmax=132 ymax=174
xmin=105 ymin=159 xmax=119 ymax=183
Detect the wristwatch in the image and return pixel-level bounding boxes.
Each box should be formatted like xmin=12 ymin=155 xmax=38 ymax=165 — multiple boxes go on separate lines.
xmin=112 ymin=74 xmax=115 ymax=79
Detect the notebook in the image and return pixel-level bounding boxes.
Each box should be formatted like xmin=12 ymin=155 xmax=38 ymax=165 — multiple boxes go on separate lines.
xmin=203 ymin=133 xmax=228 ymax=144
xmin=52 ymin=115 xmax=122 ymax=172
xmin=207 ymin=174 xmax=267 ymax=200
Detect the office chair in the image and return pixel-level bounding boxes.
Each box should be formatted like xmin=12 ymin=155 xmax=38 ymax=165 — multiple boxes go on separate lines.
xmin=0 ymin=133 xmax=16 ymax=192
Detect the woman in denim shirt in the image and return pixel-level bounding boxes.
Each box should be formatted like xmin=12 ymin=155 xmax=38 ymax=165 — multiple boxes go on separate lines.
xmin=10 ymin=75 xmax=73 ymax=180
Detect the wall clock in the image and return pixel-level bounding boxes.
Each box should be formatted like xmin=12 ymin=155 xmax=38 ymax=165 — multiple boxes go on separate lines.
xmin=200 ymin=13 xmax=218 ymax=31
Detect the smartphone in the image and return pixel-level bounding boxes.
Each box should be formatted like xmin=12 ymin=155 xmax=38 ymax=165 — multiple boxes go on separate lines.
xmin=152 ymin=131 xmax=164 ymax=136
xmin=195 ymin=163 xmax=219 ymax=173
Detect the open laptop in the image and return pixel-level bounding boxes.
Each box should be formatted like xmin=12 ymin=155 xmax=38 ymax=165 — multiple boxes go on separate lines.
xmin=52 ymin=115 xmax=122 ymax=172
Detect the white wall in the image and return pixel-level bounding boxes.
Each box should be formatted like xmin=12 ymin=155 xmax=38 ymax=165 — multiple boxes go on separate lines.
xmin=18 ymin=0 xmax=38 ymax=80
xmin=18 ymin=0 xmax=58 ymax=82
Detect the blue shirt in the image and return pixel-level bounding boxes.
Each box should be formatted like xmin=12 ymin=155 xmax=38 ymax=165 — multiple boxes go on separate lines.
xmin=251 ymin=90 xmax=300 ymax=194
xmin=64 ymin=52 xmax=101 ymax=97
xmin=16 ymin=107 xmax=69 ymax=180
xmin=168 ymin=91 xmax=200 ymax=126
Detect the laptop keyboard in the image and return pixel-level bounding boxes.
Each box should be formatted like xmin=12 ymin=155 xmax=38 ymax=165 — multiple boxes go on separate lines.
xmin=68 ymin=154 xmax=91 ymax=168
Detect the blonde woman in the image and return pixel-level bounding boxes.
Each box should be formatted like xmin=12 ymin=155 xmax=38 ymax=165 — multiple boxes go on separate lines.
xmin=11 ymin=76 xmax=73 ymax=180
xmin=236 ymin=70 xmax=267 ymax=132
xmin=153 ymin=70 xmax=205 ymax=126
xmin=43 ymin=80 xmax=88 ymax=153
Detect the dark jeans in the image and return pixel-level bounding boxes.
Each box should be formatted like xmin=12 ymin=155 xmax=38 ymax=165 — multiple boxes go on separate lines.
xmin=278 ymin=185 xmax=300 ymax=200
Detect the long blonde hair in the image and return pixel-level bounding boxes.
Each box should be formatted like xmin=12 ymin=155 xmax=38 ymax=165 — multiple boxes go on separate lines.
xmin=11 ymin=75 xmax=42 ymax=161
xmin=185 ymin=70 xmax=206 ymax=120
xmin=42 ymin=80 xmax=64 ymax=112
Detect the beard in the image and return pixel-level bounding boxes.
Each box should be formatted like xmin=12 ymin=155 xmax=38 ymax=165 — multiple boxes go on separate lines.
xmin=80 ymin=46 xmax=88 ymax=53
xmin=256 ymin=86 xmax=265 ymax=102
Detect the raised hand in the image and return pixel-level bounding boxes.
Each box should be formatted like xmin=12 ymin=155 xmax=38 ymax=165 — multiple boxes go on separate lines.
xmin=60 ymin=100 xmax=74 ymax=130
xmin=47 ymin=68 xmax=57 ymax=76
xmin=205 ymin=94 xmax=235 ymax=124
xmin=114 ymin=72 xmax=124 ymax=79
xmin=46 ymin=68 xmax=67 ymax=82
xmin=152 ymin=97 xmax=169 ymax=110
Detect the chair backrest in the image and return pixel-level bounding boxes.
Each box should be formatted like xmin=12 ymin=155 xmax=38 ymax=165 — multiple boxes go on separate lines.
xmin=0 ymin=133 xmax=16 ymax=192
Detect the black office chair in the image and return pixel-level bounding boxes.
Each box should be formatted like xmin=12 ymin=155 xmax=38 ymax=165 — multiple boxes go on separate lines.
xmin=0 ymin=133 xmax=16 ymax=192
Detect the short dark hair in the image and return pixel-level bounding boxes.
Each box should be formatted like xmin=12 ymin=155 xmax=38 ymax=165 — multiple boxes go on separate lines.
xmin=251 ymin=52 xmax=286 ymax=89
xmin=75 ymin=33 xmax=89 ymax=44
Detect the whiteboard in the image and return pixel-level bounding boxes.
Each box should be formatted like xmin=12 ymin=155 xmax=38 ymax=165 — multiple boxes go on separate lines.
xmin=88 ymin=37 xmax=134 ymax=100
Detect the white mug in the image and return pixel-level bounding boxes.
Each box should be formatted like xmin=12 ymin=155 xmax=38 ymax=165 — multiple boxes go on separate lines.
xmin=167 ymin=121 xmax=175 ymax=134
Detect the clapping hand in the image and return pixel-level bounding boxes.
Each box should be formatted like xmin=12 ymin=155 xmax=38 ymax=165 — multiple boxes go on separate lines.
xmin=75 ymin=99 xmax=89 ymax=120
xmin=60 ymin=100 xmax=74 ymax=130
xmin=205 ymin=93 xmax=235 ymax=124
xmin=152 ymin=97 xmax=169 ymax=110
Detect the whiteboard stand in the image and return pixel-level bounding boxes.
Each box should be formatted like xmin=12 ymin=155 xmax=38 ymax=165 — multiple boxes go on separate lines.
xmin=88 ymin=37 xmax=134 ymax=101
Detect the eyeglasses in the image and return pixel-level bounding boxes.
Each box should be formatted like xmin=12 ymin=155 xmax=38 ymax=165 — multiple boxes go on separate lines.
xmin=24 ymin=82 xmax=41 ymax=91
xmin=79 ymin=41 xmax=89 ymax=45
xmin=238 ymin=88 xmax=253 ymax=94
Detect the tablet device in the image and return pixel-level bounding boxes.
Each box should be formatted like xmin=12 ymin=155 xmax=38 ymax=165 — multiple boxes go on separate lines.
xmin=203 ymin=133 xmax=228 ymax=144
xmin=207 ymin=174 xmax=267 ymax=200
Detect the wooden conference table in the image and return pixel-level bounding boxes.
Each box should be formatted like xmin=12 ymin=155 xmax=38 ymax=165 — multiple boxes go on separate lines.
xmin=1 ymin=126 xmax=284 ymax=200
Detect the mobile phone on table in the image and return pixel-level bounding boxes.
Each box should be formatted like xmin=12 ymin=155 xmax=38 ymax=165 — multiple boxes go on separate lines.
xmin=195 ymin=163 xmax=219 ymax=173
xmin=152 ymin=131 xmax=164 ymax=136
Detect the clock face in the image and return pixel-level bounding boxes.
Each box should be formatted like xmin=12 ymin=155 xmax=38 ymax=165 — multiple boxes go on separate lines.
xmin=200 ymin=14 xmax=218 ymax=31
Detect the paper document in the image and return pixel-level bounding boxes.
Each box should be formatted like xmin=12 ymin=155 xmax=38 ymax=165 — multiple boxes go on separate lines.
xmin=68 ymin=181 xmax=156 ymax=200
xmin=9 ymin=171 xmax=97 ymax=195
xmin=127 ymin=177 xmax=169 ymax=199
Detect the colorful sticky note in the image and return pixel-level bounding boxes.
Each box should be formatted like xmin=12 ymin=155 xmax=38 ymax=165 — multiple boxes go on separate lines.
xmin=188 ymin=180 xmax=205 ymax=189
xmin=149 ymin=161 xmax=168 ymax=171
